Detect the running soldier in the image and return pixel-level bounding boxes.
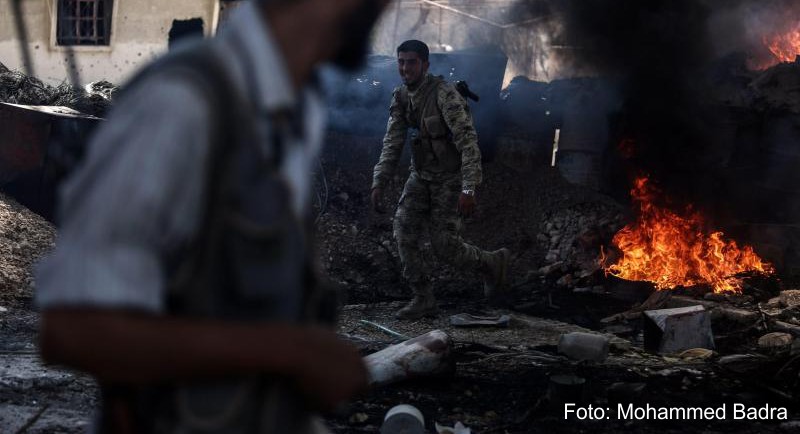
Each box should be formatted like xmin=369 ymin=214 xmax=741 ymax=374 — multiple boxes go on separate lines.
xmin=371 ymin=40 xmax=510 ymax=320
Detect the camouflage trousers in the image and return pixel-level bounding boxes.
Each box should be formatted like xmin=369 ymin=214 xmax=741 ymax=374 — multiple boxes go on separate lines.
xmin=393 ymin=171 xmax=491 ymax=286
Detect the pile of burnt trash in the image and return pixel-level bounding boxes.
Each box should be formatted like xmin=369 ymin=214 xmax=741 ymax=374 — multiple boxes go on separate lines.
xmin=0 ymin=61 xmax=117 ymax=117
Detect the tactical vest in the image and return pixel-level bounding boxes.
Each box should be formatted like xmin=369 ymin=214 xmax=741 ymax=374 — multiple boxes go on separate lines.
xmin=398 ymin=75 xmax=463 ymax=174
xmin=99 ymin=39 xmax=331 ymax=434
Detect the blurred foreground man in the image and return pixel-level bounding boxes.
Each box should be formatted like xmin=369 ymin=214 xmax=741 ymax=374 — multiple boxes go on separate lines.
xmin=36 ymin=0 xmax=390 ymax=432
xmin=371 ymin=40 xmax=511 ymax=320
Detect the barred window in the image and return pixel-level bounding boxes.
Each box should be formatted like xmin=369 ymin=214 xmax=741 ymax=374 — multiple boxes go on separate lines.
xmin=56 ymin=0 xmax=114 ymax=46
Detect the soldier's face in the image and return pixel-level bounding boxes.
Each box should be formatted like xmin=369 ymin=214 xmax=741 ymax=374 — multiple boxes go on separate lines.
xmin=397 ymin=52 xmax=429 ymax=86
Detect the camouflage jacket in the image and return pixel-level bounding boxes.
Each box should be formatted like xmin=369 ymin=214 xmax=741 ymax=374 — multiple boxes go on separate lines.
xmin=372 ymin=73 xmax=482 ymax=191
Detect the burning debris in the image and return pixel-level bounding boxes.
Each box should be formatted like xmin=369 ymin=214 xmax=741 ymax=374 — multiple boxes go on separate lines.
xmin=601 ymin=177 xmax=774 ymax=294
xmin=763 ymin=26 xmax=800 ymax=64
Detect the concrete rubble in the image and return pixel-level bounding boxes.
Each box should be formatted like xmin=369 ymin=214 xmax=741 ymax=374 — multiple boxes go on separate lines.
xmin=643 ymin=306 xmax=715 ymax=354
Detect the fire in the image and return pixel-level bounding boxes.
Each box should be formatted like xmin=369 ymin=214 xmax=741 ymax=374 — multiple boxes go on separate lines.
xmin=602 ymin=177 xmax=773 ymax=294
xmin=764 ymin=26 xmax=800 ymax=64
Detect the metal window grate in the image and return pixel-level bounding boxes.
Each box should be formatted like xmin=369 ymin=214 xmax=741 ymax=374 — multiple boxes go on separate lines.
xmin=56 ymin=0 xmax=113 ymax=46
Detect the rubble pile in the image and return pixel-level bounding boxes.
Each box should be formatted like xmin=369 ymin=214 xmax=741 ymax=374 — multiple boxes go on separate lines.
xmin=0 ymin=64 xmax=116 ymax=117
xmin=315 ymin=156 xmax=559 ymax=303
xmin=751 ymin=59 xmax=800 ymax=113
xmin=530 ymin=201 xmax=626 ymax=291
xmin=0 ymin=193 xmax=56 ymax=305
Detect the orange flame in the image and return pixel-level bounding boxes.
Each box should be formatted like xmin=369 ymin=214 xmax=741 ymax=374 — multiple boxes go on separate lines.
xmin=602 ymin=177 xmax=773 ymax=294
xmin=764 ymin=26 xmax=800 ymax=64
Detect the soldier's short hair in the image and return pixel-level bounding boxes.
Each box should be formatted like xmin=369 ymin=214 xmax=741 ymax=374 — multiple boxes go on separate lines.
xmin=397 ymin=40 xmax=429 ymax=61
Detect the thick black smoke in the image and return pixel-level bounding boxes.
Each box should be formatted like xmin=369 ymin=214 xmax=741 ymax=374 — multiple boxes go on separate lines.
xmin=550 ymin=0 xmax=718 ymax=205
xmin=529 ymin=0 xmax=800 ymax=231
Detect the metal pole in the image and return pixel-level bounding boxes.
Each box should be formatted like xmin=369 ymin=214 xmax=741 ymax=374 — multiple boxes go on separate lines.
xmin=418 ymin=0 xmax=545 ymax=29
xmin=11 ymin=0 xmax=36 ymax=77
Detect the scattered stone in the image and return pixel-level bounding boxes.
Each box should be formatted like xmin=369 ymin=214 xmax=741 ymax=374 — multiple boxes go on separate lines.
xmin=703 ymin=292 xmax=727 ymax=302
xmin=678 ymin=348 xmax=714 ymax=361
xmin=772 ymin=321 xmax=800 ymax=336
xmin=556 ymin=274 xmax=573 ymax=287
xmin=718 ymin=354 xmax=770 ymax=373
xmin=601 ymin=324 xmax=634 ymax=336
xmin=778 ymin=290 xmax=800 ymax=307
xmin=664 ymin=295 xmax=718 ymax=310
xmin=765 ymin=297 xmax=783 ymax=309
xmin=609 ymin=337 xmax=632 ymax=351
xmin=653 ymin=367 xmax=702 ymax=377
xmin=537 ymin=261 xmax=564 ymax=277
xmin=757 ymin=332 xmax=793 ymax=350
xmin=558 ymin=332 xmax=610 ymax=362
xmin=435 ymin=421 xmax=471 ymax=434
xmin=349 ymin=412 xmax=369 ymax=424
xmin=711 ymin=306 xmax=759 ymax=326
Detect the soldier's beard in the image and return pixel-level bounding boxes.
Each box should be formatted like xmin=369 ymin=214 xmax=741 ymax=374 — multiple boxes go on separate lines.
xmin=403 ymin=70 xmax=427 ymax=89
xmin=331 ymin=0 xmax=385 ymax=71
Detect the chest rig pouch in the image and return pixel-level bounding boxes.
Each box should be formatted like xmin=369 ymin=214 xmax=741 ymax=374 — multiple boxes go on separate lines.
xmin=101 ymin=41 xmax=328 ymax=434
xmin=399 ymin=76 xmax=462 ymax=173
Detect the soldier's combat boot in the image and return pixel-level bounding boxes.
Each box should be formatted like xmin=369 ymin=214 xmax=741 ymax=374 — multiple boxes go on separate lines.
xmin=482 ymin=248 xmax=511 ymax=298
xmin=396 ymin=283 xmax=438 ymax=320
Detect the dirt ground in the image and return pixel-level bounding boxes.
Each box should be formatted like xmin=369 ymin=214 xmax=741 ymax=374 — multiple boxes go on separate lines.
xmin=1 ymin=151 xmax=799 ymax=433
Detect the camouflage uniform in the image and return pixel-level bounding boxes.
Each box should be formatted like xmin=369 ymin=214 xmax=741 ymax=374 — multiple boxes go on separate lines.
xmin=372 ymin=73 xmax=496 ymax=288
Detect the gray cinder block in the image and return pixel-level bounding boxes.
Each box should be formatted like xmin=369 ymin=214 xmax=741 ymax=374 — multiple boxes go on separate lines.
xmin=643 ymin=305 xmax=715 ymax=354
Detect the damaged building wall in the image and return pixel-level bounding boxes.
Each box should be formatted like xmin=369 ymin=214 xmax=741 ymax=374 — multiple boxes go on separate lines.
xmin=371 ymin=0 xmax=561 ymax=85
xmin=0 ymin=0 xmax=219 ymax=85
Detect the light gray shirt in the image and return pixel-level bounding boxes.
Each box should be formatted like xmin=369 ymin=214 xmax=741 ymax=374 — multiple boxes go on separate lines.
xmin=35 ymin=2 xmax=326 ymax=313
